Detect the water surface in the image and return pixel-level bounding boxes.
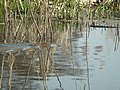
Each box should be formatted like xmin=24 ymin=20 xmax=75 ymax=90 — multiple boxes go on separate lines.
xmin=0 ymin=20 xmax=120 ymax=90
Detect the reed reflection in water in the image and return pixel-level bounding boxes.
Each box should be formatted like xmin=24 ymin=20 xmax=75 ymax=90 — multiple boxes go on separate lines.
xmin=0 ymin=19 xmax=120 ymax=90
xmin=0 ymin=43 xmax=57 ymax=90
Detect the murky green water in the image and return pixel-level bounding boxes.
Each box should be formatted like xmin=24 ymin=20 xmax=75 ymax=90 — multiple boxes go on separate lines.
xmin=0 ymin=20 xmax=120 ymax=90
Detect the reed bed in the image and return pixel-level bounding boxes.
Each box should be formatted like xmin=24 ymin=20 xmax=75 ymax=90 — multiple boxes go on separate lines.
xmin=0 ymin=0 xmax=119 ymax=43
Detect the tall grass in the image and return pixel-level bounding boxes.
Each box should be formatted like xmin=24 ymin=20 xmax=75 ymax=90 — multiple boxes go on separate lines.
xmin=0 ymin=0 xmax=119 ymax=43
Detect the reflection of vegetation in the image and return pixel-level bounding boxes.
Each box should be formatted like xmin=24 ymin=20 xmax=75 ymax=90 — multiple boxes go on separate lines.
xmin=0 ymin=18 xmax=119 ymax=90
xmin=0 ymin=1 xmax=120 ymax=89
xmin=0 ymin=41 xmax=59 ymax=89
xmin=0 ymin=54 xmax=5 ymax=89
xmin=0 ymin=51 xmax=19 ymax=90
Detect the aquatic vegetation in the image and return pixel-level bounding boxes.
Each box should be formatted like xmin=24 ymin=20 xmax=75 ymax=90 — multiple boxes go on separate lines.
xmin=0 ymin=0 xmax=119 ymax=43
xmin=0 ymin=1 xmax=120 ymax=90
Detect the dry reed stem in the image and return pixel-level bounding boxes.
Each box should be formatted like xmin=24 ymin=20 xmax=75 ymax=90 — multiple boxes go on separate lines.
xmin=30 ymin=7 xmax=41 ymax=37
xmin=4 ymin=0 xmax=9 ymax=43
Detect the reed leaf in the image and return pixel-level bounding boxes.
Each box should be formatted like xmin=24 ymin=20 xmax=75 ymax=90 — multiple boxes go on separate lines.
xmin=18 ymin=0 xmax=24 ymax=10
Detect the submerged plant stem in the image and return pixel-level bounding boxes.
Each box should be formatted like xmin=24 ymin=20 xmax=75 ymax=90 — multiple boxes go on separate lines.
xmin=0 ymin=54 xmax=5 ymax=89
xmin=86 ymin=11 xmax=90 ymax=90
xmin=8 ymin=54 xmax=15 ymax=90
